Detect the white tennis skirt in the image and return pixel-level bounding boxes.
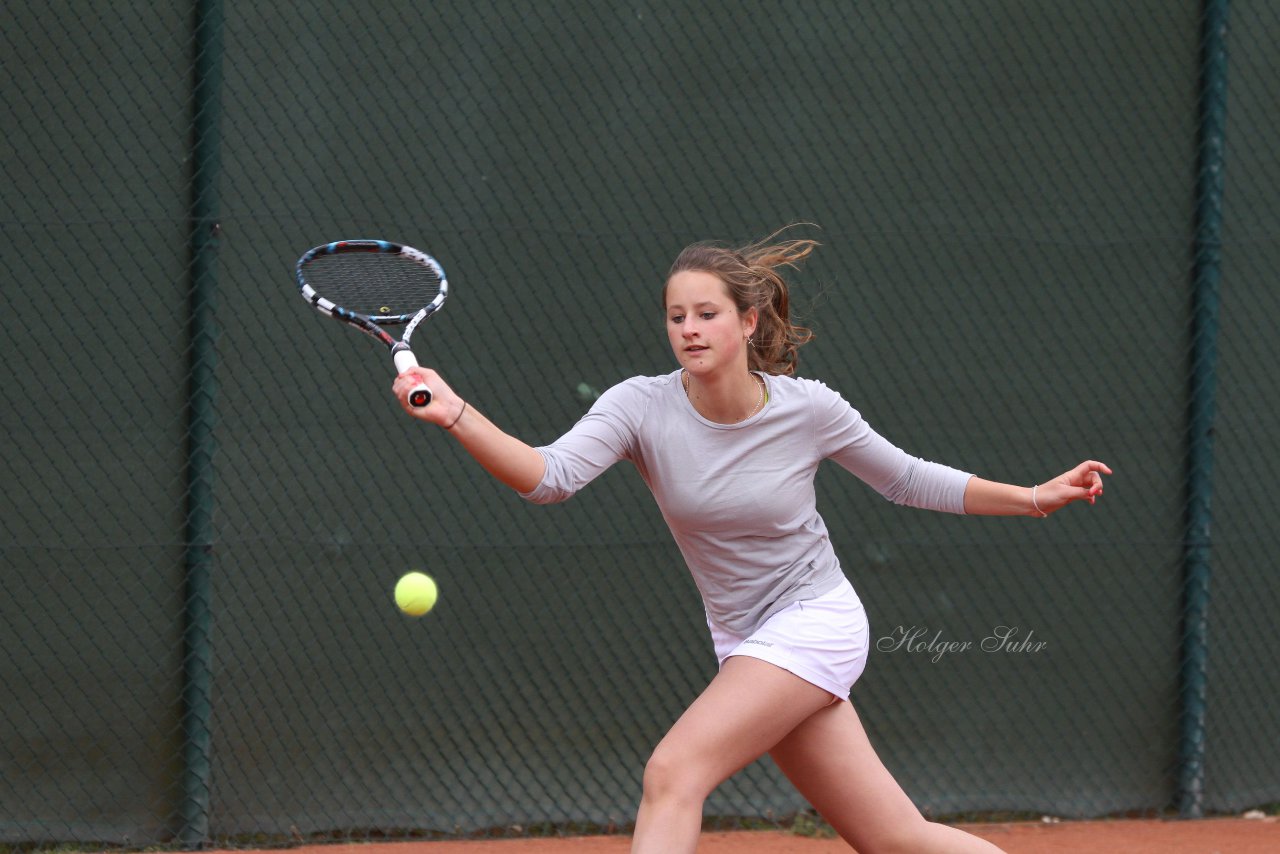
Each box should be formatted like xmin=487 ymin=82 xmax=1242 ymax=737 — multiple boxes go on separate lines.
xmin=709 ymin=577 xmax=871 ymax=700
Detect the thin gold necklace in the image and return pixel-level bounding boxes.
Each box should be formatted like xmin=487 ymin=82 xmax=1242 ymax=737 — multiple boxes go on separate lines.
xmin=683 ymin=371 xmax=765 ymax=422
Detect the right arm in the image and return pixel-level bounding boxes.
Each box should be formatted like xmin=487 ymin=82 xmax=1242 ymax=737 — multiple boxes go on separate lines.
xmin=392 ymin=366 xmax=545 ymax=494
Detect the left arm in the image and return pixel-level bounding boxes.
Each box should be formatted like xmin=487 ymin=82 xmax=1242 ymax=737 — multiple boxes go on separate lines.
xmin=963 ymin=460 xmax=1113 ymax=517
xmin=809 ymin=381 xmax=1112 ymax=518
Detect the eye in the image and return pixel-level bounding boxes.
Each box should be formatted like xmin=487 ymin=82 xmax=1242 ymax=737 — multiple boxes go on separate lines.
xmin=700 ymin=311 xmax=717 ymax=320
xmin=669 ymin=314 xmax=684 ymax=324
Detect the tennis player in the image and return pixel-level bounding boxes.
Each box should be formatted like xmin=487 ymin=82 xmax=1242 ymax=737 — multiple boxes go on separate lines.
xmin=392 ymin=234 xmax=1109 ymax=854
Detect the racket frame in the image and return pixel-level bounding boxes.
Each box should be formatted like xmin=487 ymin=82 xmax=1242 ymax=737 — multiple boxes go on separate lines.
xmin=295 ymin=239 xmax=448 ymax=407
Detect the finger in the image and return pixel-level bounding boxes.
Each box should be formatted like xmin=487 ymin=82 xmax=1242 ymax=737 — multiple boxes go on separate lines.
xmin=392 ymin=378 xmax=423 ymax=411
xmin=393 ymin=368 xmax=431 ymax=392
xmin=1082 ymin=460 xmax=1114 ymax=476
xmin=1068 ymin=461 xmax=1111 ymax=492
xmin=1067 ymin=486 xmax=1096 ymax=505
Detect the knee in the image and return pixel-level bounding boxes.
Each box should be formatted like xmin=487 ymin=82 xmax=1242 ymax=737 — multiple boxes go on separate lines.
xmin=858 ymin=818 xmax=952 ymax=854
xmin=640 ymin=745 xmax=711 ymax=807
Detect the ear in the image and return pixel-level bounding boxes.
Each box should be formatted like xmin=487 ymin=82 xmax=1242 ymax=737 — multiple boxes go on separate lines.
xmin=743 ymin=306 xmax=759 ymax=338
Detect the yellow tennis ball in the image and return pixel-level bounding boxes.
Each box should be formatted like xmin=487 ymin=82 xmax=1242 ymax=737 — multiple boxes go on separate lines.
xmin=394 ymin=572 xmax=438 ymax=617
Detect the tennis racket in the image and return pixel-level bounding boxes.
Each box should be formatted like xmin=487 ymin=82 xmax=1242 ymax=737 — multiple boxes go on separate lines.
xmin=295 ymin=239 xmax=448 ymax=407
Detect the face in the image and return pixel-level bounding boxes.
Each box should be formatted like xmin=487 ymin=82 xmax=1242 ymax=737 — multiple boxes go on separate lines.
xmin=665 ymin=270 xmax=757 ymax=377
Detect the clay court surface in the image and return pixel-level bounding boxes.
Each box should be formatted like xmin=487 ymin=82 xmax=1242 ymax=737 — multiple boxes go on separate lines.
xmin=223 ymin=817 xmax=1278 ymax=854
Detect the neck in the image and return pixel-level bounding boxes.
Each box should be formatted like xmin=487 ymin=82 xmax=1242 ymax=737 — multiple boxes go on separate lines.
xmin=683 ymin=368 xmax=763 ymax=423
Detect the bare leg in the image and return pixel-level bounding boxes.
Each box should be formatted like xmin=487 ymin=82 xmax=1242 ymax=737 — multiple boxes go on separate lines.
xmin=630 ymin=656 xmax=833 ymax=854
xmin=769 ymin=699 xmax=1007 ymax=853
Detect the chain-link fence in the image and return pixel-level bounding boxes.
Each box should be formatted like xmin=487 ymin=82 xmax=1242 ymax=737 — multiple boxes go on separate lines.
xmin=2 ymin=0 xmax=1277 ymax=847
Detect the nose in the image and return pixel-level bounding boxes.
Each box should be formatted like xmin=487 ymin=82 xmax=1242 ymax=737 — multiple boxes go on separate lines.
xmin=681 ymin=317 xmax=698 ymax=338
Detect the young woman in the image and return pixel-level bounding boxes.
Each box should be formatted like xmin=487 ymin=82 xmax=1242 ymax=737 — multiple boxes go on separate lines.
xmin=392 ymin=234 xmax=1110 ymax=854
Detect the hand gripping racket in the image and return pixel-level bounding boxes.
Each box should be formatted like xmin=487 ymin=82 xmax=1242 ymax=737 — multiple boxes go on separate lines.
xmin=295 ymin=240 xmax=448 ymax=407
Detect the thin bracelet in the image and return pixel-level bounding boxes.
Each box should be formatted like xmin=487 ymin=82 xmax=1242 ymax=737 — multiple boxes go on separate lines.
xmin=1031 ymin=484 xmax=1048 ymax=518
xmin=445 ymin=401 xmax=468 ymax=431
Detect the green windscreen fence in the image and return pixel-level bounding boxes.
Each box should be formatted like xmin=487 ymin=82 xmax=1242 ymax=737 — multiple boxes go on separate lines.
xmin=2 ymin=1 xmax=1277 ymax=845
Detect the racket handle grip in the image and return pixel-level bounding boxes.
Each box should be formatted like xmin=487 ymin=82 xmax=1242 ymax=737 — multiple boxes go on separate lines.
xmin=392 ymin=345 xmax=432 ymax=408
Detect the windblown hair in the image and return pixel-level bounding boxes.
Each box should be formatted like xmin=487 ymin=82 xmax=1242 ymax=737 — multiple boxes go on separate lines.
xmin=665 ymin=230 xmax=817 ymax=375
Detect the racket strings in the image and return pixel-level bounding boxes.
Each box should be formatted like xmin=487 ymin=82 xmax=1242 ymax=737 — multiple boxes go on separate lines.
xmin=304 ymin=253 xmax=443 ymax=318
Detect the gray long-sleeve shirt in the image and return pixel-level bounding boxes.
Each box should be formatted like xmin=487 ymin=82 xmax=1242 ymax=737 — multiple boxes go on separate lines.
xmin=522 ymin=370 xmax=974 ymax=636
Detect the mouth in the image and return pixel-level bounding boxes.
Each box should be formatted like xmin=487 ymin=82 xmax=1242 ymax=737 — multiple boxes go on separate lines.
xmin=685 ymin=345 xmax=708 ymax=354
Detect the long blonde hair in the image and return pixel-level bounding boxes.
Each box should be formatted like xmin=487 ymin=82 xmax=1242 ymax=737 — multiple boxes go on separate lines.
xmin=665 ymin=231 xmax=817 ymax=375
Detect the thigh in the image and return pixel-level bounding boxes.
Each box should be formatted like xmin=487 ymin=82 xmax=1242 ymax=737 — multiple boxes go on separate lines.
xmin=647 ymin=655 xmax=834 ymax=796
xmin=768 ymin=699 xmax=925 ymax=848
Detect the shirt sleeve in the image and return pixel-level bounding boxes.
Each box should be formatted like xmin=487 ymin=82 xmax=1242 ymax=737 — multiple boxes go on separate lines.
xmin=809 ymin=380 xmax=973 ymax=514
xmin=519 ymin=378 xmax=647 ymax=505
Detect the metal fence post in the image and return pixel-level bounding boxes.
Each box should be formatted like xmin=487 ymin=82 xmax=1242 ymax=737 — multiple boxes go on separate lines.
xmin=181 ymin=0 xmax=225 ymax=846
xmin=1178 ymin=0 xmax=1229 ymax=821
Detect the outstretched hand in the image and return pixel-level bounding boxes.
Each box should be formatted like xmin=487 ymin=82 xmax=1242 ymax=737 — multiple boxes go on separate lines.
xmin=392 ymin=366 xmax=466 ymax=429
xmin=1034 ymin=460 xmax=1113 ymax=516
